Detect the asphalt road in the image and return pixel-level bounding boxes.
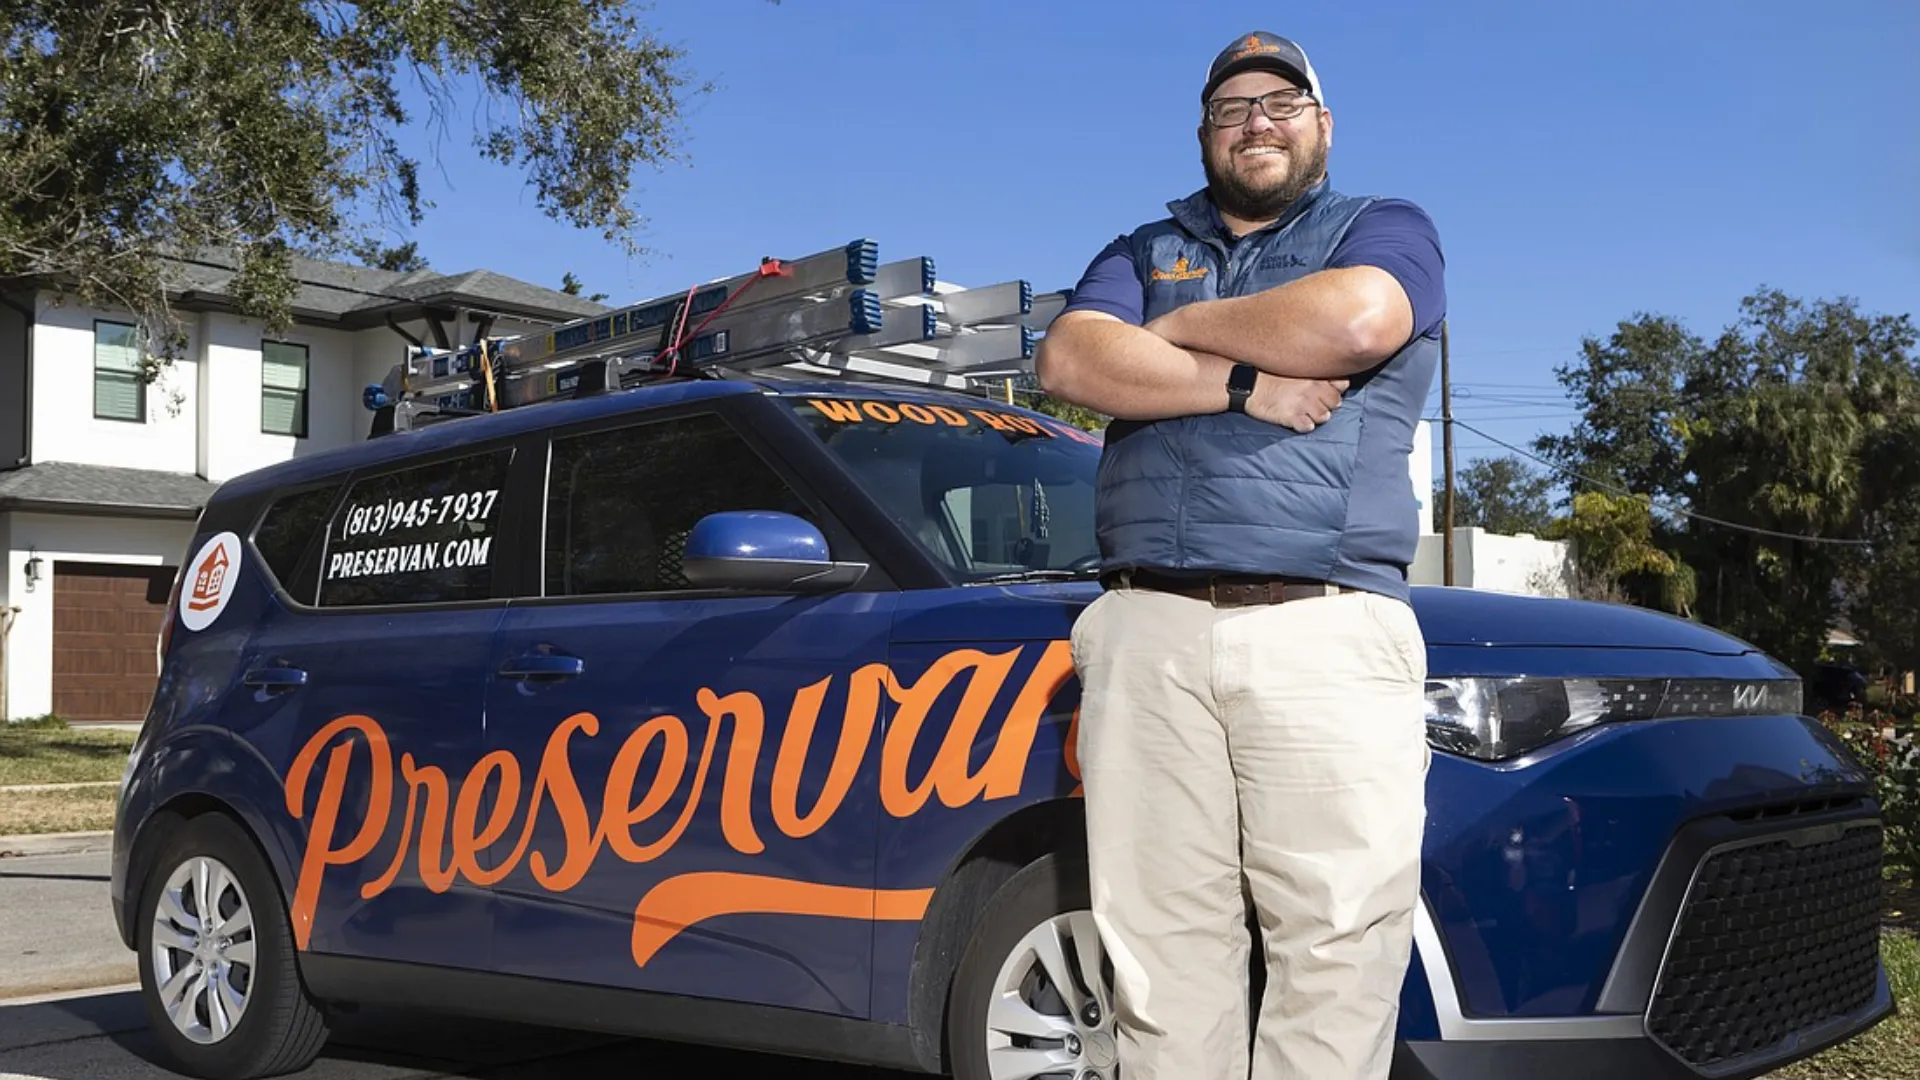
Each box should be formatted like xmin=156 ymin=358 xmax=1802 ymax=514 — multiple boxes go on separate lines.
xmin=0 ymin=850 xmax=920 ymax=1080
xmin=0 ymin=851 xmax=138 ymax=999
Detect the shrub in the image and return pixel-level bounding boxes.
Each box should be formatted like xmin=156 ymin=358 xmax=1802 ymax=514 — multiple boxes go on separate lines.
xmin=1819 ymin=707 xmax=1920 ymax=882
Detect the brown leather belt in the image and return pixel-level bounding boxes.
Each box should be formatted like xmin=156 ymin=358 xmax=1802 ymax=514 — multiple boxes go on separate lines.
xmin=1101 ymin=568 xmax=1355 ymax=608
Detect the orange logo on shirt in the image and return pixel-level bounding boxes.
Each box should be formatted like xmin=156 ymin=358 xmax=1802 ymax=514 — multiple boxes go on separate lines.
xmin=281 ymin=641 xmax=1082 ymax=966
xmin=1151 ymin=256 xmax=1210 ymax=282
xmin=187 ymin=542 xmax=229 ymax=612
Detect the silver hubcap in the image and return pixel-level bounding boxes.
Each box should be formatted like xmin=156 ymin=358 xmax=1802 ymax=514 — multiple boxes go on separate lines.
xmin=984 ymin=910 xmax=1117 ymax=1080
xmin=150 ymin=855 xmax=255 ymax=1044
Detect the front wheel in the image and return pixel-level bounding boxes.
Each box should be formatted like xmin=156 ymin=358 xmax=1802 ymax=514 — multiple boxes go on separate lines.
xmin=946 ymin=852 xmax=1119 ymax=1080
xmin=134 ymin=812 xmax=330 ymax=1080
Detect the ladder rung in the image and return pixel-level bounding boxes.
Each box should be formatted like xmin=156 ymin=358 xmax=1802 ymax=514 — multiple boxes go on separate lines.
xmin=932 ymin=280 xmax=1032 ymax=327
xmin=775 ymin=351 xmax=975 ymax=390
xmin=496 ymin=239 xmax=883 ymax=371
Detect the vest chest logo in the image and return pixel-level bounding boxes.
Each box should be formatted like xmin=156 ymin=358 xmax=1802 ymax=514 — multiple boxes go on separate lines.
xmin=1257 ymin=252 xmax=1308 ymax=271
xmin=1150 ymin=256 xmax=1209 ymax=282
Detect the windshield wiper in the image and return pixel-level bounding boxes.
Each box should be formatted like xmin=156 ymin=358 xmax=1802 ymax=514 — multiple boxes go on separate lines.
xmin=968 ymin=568 xmax=1103 ymax=585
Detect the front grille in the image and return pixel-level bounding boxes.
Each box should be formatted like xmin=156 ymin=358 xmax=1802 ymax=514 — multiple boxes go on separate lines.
xmin=1646 ymin=822 xmax=1883 ymax=1071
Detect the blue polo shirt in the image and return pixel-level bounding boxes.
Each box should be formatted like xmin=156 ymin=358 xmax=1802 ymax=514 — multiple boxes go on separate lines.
xmin=1060 ymin=197 xmax=1447 ymax=341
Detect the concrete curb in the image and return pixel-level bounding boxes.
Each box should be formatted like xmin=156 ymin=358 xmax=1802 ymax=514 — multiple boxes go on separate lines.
xmin=0 ymin=979 xmax=140 ymax=1006
xmin=0 ymin=780 xmax=119 ymax=793
xmin=0 ymin=830 xmax=112 ymax=857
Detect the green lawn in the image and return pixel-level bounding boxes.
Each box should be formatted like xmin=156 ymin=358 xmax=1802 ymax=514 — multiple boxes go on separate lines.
xmin=0 ymin=719 xmax=136 ymax=786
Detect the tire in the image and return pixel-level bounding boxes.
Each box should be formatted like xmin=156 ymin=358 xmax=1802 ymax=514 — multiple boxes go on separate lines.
xmin=946 ymin=852 xmax=1119 ymax=1080
xmin=134 ymin=812 xmax=330 ymax=1080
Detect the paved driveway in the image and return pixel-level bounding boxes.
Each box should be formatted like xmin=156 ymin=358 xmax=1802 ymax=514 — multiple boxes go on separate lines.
xmin=0 ymin=851 xmax=918 ymax=1080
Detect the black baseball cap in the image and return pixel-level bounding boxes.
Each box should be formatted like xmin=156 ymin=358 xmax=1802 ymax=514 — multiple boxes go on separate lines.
xmin=1201 ymin=31 xmax=1324 ymax=104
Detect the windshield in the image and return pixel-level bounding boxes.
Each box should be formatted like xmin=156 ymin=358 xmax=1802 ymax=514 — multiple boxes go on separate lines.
xmin=789 ymin=395 xmax=1104 ymax=582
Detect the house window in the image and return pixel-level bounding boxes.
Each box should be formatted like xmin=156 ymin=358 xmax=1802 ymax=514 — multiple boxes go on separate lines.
xmin=93 ymin=321 xmax=145 ymax=422
xmin=262 ymin=341 xmax=309 ymax=438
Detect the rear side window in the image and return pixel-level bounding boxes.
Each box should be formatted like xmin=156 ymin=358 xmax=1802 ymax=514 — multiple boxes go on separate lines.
xmin=318 ymin=448 xmax=514 ymax=607
xmin=545 ymin=413 xmax=816 ymax=596
xmin=252 ymin=483 xmax=341 ymax=602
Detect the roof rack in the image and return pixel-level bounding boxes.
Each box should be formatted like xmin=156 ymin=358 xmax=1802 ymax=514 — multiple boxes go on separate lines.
xmin=361 ymin=238 xmax=1068 ymax=435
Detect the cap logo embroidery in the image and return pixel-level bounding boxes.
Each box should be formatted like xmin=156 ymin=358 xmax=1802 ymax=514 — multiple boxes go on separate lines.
xmin=1232 ymin=35 xmax=1282 ymax=60
xmin=1151 ymin=256 xmax=1210 ymax=282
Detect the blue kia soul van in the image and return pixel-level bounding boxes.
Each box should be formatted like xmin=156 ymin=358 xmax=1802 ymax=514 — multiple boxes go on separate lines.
xmin=112 ymin=373 xmax=1892 ymax=1080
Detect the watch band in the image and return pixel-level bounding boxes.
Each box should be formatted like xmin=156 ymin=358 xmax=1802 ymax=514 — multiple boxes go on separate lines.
xmin=1225 ymin=362 xmax=1257 ymax=413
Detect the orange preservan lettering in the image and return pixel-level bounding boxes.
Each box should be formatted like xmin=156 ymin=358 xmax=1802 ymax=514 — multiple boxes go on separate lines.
xmin=601 ymin=713 xmax=697 ymax=864
xmin=284 ymin=714 xmax=394 ymax=949
xmin=495 ymin=711 xmax=600 ymax=891
xmin=280 ymin=641 xmax=1076 ymax=964
xmin=630 ymin=872 xmax=933 ymax=967
xmin=453 ymin=750 xmax=522 ymax=886
xmin=770 ymin=670 xmax=884 ymax=838
xmin=880 ymin=647 xmax=1024 ymax=815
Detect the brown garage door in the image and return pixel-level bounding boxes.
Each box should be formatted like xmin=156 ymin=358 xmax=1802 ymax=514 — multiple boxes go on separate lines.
xmin=52 ymin=562 xmax=176 ymax=725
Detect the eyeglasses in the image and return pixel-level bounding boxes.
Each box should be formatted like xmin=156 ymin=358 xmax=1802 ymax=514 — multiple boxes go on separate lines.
xmin=1204 ymin=89 xmax=1317 ymax=127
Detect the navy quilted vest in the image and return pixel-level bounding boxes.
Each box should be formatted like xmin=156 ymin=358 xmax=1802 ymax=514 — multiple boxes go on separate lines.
xmin=1095 ymin=180 xmax=1440 ymax=600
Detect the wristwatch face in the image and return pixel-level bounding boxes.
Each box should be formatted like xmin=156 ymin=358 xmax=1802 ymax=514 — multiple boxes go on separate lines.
xmin=1227 ymin=363 xmax=1256 ymax=410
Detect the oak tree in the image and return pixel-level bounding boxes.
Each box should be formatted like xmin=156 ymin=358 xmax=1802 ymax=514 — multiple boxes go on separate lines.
xmin=0 ymin=0 xmax=711 ymax=377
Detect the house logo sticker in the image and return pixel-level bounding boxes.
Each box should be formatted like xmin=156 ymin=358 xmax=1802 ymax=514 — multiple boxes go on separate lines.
xmin=180 ymin=531 xmax=241 ymax=632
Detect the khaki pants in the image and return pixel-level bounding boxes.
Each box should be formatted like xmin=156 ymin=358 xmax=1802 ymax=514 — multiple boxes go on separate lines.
xmin=1069 ymin=584 xmax=1429 ymax=1080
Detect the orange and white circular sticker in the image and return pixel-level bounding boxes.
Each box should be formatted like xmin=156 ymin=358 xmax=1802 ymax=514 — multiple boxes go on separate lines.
xmin=180 ymin=531 xmax=241 ymax=632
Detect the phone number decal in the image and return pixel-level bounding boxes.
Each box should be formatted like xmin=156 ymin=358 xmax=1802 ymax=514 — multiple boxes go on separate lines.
xmin=338 ymin=489 xmax=499 ymax=540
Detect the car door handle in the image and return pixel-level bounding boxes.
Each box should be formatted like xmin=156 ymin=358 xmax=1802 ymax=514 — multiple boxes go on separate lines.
xmin=243 ymin=666 xmax=308 ymax=690
xmin=498 ymin=654 xmax=585 ymax=680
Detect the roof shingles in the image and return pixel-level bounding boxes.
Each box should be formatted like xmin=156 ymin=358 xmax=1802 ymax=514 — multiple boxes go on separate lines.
xmin=166 ymin=249 xmax=610 ymax=324
xmin=0 ymin=462 xmax=216 ymax=517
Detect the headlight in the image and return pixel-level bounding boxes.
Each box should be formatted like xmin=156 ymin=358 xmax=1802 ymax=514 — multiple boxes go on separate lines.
xmin=1425 ymin=676 xmax=1804 ymax=761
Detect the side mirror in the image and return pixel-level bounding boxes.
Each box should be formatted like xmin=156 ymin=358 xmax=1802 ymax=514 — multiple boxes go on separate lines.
xmin=680 ymin=511 xmax=868 ymax=593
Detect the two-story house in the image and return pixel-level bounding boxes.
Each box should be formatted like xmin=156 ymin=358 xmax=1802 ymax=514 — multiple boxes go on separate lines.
xmin=0 ymin=250 xmax=608 ymax=724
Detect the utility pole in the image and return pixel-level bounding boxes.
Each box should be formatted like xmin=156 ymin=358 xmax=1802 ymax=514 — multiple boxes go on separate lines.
xmin=1442 ymin=319 xmax=1455 ymax=586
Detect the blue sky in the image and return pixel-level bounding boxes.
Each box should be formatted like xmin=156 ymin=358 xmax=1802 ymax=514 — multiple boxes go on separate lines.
xmin=391 ymin=0 xmax=1920 ymax=480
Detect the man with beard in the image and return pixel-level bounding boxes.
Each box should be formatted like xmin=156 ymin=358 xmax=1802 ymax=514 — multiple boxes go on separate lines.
xmin=1034 ymin=30 xmax=1445 ymax=1080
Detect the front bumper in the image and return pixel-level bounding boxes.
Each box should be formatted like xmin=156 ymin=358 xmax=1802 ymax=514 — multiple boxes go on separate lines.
xmin=1404 ymin=798 xmax=1896 ymax=1080
xmin=1392 ymin=970 xmax=1892 ymax=1080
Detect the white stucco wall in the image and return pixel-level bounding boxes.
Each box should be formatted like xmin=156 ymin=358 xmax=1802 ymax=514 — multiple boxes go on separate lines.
xmin=1468 ymin=530 xmax=1574 ymax=597
xmin=1 ymin=512 xmax=192 ymax=721
xmin=1411 ymin=419 xmax=1434 ymax=535
xmin=30 ymin=293 xmax=201 ymax=474
xmin=0 ymin=514 xmax=13 ymax=721
xmin=1410 ymin=526 xmax=1573 ymax=597
xmin=25 ymin=291 xmax=532 ymax=487
xmin=196 ymin=312 xmax=364 ymax=484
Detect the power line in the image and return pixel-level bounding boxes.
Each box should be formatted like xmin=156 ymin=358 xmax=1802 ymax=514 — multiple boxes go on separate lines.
xmin=1448 ymin=419 xmax=1874 ymax=547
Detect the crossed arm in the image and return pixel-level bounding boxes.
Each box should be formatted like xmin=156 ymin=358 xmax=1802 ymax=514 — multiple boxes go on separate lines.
xmin=1034 ymin=265 xmax=1415 ymax=422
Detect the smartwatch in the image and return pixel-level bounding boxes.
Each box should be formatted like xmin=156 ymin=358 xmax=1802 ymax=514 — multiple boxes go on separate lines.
xmin=1225 ymin=362 xmax=1258 ymax=413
